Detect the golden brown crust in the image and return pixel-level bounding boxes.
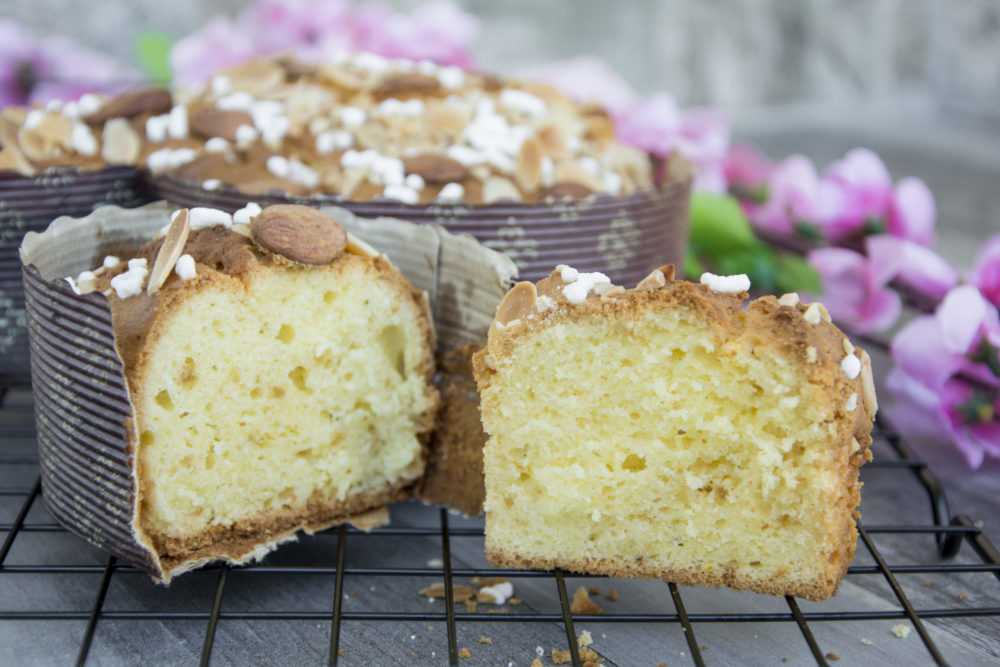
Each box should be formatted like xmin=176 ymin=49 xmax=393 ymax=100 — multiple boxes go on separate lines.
xmin=417 ymin=343 xmax=487 ymax=517
xmin=155 ymin=483 xmax=410 ymax=572
xmin=474 ymin=268 xmax=874 ymax=601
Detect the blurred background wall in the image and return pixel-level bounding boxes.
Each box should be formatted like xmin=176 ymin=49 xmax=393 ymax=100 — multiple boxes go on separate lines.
xmin=7 ymin=0 xmax=999 ymax=260
xmin=7 ymin=0 xmax=999 ymax=118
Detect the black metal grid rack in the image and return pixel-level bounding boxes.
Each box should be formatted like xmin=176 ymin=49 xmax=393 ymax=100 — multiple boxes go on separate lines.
xmin=2 ymin=385 xmax=999 ymax=667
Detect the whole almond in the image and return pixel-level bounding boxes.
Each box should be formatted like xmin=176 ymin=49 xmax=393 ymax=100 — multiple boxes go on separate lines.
xmin=250 ymin=205 xmax=347 ymax=265
xmin=190 ymin=107 xmax=255 ymax=141
xmin=0 ymin=121 xmax=33 ymax=174
xmin=515 ymin=136 xmax=543 ymax=193
xmin=17 ymin=127 xmax=51 ymax=162
xmin=374 ymin=72 xmax=441 ymax=98
xmin=403 ymin=154 xmax=468 ymax=184
xmin=84 ymin=87 xmax=171 ymax=125
xmin=494 ymin=281 xmax=538 ymax=327
xmin=102 ymin=118 xmax=141 ymax=165
xmin=148 ymin=209 xmax=191 ymax=295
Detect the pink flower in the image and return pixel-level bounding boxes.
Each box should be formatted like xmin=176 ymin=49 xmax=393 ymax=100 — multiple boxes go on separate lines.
xmin=748 ymin=155 xmax=820 ymax=234
xmin=806 ymin=246 xmax=901 ymax=333
xmin=888 ymin=177 xmax=936 ymax=246
xmin=353 ymin=1 xmax=479 ymax=68
xmin=865 ymin=235 xmax=957 ymax=302
xmin=518 ymin=56 xmax=638 ymax=114
xmin=614 ymin=92 xmax=730 ymax=193
xmin=0 ymin=19 xmax=137 ymax=105
xmin=169 ymin=16 xmax=258 ymax=87
xmin=169 ymin=0 xmax=479 ymax=87
xmin=724 ymin=143 xmax=774 ymax=195
xmin=888 ymin=285 xmax=1000 ymax=468
xmin=970 ymin=235 xmax=1000 ymax=309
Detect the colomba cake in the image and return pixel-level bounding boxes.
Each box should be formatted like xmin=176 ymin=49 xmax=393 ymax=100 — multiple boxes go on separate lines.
xmin=473 ymin=265 xmax=876 ymax=601
xmin=24 ymin=203 xmax=438 ymax=581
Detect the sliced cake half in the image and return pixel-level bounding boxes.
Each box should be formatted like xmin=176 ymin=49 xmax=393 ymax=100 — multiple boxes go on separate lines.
xmin=473 ymin=265 xmax=875 ymax=601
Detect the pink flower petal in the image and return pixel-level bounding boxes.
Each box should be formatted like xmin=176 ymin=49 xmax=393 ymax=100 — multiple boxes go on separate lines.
xmin=891 ymin=315 xmax=965 ymax=389
xmin=825 ymin=147 xmax=893 ymax=220
xmin=888 ymin=177 xmax=936 ymax=246
xmin=724 ymin=143 xmax=774 ymax=191
xmin=937 ymin=285 xmax=990 ymax=355
xmin=970 ymin=235 xmax=1000 ymax=309
xmin=807 ymin=246 xmax=902 ymax=332
xmin=865 ymin=235 xmax=957 ymax=300
xmin=518 ymin=56 xmax=638 ymax=114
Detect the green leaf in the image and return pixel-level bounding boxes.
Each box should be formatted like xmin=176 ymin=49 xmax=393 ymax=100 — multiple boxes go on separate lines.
xmin=683 ymin=250 xmax=705 ymax=280
xmin=134 ymin=31 xmax=174 ymax=84
xmin=689 ymin=192 xmax=756 ymax=253
xmin=774 ymin=253 xmax=822 ymax=294
xmin=793 ymin=220 xmax=822 ymax=240
xmin=863 ymin=217 xmax=886 ymax=235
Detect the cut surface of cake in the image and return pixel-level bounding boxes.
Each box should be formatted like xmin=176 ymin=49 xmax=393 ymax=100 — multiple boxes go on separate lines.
xmin=473 ymin=265 xmax=876 ymax=601
xmin=75 ymin=204 xmax=438 ymax=580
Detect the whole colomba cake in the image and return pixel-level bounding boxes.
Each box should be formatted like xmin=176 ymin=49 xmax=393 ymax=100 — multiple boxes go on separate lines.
xmin=473 ymin=265 xmax=877 ymax=601
xmin=143 ymin=53 xmax=692 ymax=286
xmin=0 ymin=90 xmax=159 ymax=384
xmin=149 ymin=54 xmax=653 ymax=203
xmin=26 ymin=202 xmax=441 ymax=581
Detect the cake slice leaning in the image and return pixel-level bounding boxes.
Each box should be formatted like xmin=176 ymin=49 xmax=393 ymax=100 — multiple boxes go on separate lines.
xmin=25 ymin=204 xmax=438 ymax=582
xmin=473 ymin=265 xmax=876 ymax=601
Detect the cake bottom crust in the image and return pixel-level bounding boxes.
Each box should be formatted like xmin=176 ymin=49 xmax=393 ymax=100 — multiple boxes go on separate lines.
xmin=149 ymin=482 xmax=414 ymax=576
xmin=486 ymin=542 xmax=852 ymax=602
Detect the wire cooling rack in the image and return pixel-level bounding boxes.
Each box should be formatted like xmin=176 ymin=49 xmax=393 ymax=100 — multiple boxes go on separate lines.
xmin=1 ymin=385 xmax=998 ymax=667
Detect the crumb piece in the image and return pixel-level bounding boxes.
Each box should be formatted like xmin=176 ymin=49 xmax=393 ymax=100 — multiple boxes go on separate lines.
xmin=536 ymin=646 xmax=545 ymax=657
xmin=458 ymin=647 xmax=471 ymax=659
xmin=699 ymin=644 xmax=708 ymax=650
xmin=464 ymin=599 xmax=478 ymax=613
xmin=656 ymin=664 xmax=667 ymax=667
xmin=959 ymin=592 xmax=968 ymax=599
xmin=427 ymin=558 xmax=443 ymax=568
xmin=571 ymin=587 xmax=603 ymax=614
xmin=826 ymin=652 xmax=839 ymax=661
xmin=427 ymin=626 xmax=434 ymax=632
xmin=349 ymin=591 xmax=359 ymax=597
xmin=338 ymin=648 xmax=343 ymax=657
xmin=782 ymin=659 xmax=788 ymax=663
xmin=578 ymin=630 xmax=593 ymax=648
xmin=861 ymin=638 xmax=873 ymax=646
xmin=588 ymin=585 xmax=601 ymax=595
xmin=552 ymin=647 xmax=602 ymax=666
xmin=531 ymin=660 xmax=543 ymax=667
xmin=892 ymin=624 xmax=911 ymax=639
xmin=607 ymin=588 xmax=619 ymax=601
xmin=478 ymin=637 xmax=493 ymax=645
xmin=419 ymin=582 xmax=475 ymax=602
xmin=488 ymin=608 xmax=509 ymax=614
xmin=477 ymin=581 xmax=514 ymax=604
xmin=508 ymin=597 xmax=522 ymax=606
xmin=923 ymin=580 xmax=931 ymax=587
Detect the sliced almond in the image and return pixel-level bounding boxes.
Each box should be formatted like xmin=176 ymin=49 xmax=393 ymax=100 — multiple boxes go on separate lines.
xmin=318 ymin=64 xmax=364 ymax=91
xmin=101 ymin=118 xmax=141 ymax=165
xmin=495 ymin=281 xmax=537 ymax=327
xmin=217 ymin=59 xmax=286 ymax=96
xmin=515 ymin=136 xmax=543 ymax=193
xmin=536 ymin=124 xmax=569 ymax=159
xmin=859 ymin=349 xmax=878 ymax=418
xmin=403 ymin=154 xmax=468 ymax=184
xmin=553 ymin=161 xmax=603 ymax=192
xmin=584 ymin=114 xmax=616 ymax=144
xmin=427 ymin=103 xmax=468 ymax=135
xmin=0 ymin=149 xmax=24 ymax=173
xmin=345 ymin=231 xmax=380 ymax=258
xmin=148 ymin=209 xmax=191 ymax=295
xmin=190 ymin=107 xmax=255 ymax=141
xmin=373 ymin=71 xmax=441 ymax=98
xmin=35 ymin=113 xmax=73 ymax=150
xmin=482 ymin=176 xmax=522 ymax=203
xmin=540 ymin=181 xmax=594 ymax=200
xmin=16 ymin=127 xmax=51 ymax=162
xmin=85 ymin=87 xmax=171 ymax=125
xmin=636 ymin=269 xmax=666 ymax=290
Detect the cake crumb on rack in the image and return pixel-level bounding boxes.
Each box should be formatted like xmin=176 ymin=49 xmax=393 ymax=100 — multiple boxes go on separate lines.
xmin=570 ymin=587 xmax=603 ymax=614
xmin=458 ymin=647 xmax=471 ymax=659
xmin=861 ymin=638 xmax=874 ymax=646
xmin=477 ymin=637 xmax=493 ymax=645
xmin=826 ymin=652 xmax=839 ymax=660
xmin=552 ymin=647 xmax=602 ymax=666
xmin=892 ymin=624 xmax=912 ymax=638
xmin=588 ymin=585 xmax=601 ymax=595
xmin=607 ymin=588 xmax=619 ymax=601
